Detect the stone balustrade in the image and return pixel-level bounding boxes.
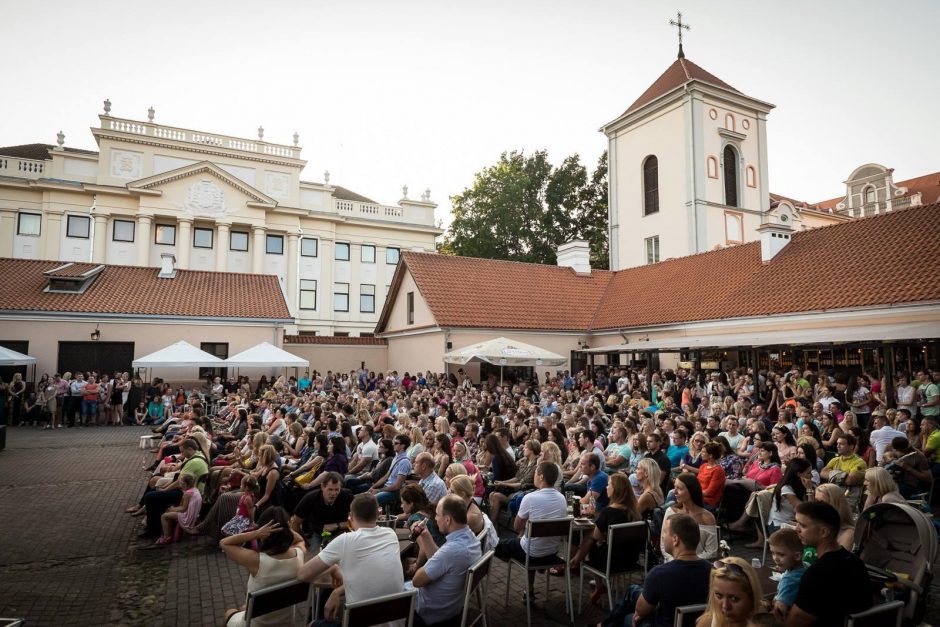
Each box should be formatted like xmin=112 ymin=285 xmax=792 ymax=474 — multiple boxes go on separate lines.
xmin=331 ymin=198 xmax=433 ymax=226
xmin=0 ymin=156 xmax=46 ymax=179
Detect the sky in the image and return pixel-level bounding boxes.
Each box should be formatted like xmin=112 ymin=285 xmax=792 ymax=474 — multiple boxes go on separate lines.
xmin=2 ymin=0 xmax=937 ymax=228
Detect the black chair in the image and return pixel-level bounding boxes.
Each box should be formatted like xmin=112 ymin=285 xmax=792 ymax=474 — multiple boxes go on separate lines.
xmin=342 ymin=589 xmax=417 ymax=627
xmin=460 ymin=550 xmax=494 ymax=627
xmin=673 ymin=603 xmax=706 ymax=627
xmin=578 ymin=520 xmax=648 ymax=612
xmin=503 ymin=516 xmax=573 ymax=627
xmin=845 ymin=600 xmax=904 ymax=627
xmin=243 ymin=578 xmax=311 ymax=627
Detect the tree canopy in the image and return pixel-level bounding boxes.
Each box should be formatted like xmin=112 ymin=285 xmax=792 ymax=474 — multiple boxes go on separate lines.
xmin=441 ymin=150 xmax=608 ymax=269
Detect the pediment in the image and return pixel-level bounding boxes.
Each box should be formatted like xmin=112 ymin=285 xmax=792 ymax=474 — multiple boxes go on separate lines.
xmin=128 ymin=161 xmax=276 ymax=206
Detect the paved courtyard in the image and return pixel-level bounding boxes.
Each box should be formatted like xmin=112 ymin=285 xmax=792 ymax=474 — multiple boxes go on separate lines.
xmin=1 ymin=425 xmax=937 ymax=626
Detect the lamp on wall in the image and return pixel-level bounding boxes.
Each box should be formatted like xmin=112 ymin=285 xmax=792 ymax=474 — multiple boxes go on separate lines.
xmin=90 ymin=324 xmax=101 ymax=342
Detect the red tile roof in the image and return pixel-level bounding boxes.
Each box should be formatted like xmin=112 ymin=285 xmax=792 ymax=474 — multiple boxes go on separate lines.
xmin=621 ymin=57 xmax=742 ymax=116
xmin=380 ymin=253 xmax=614 ymax=331
xmin=43 ymin=262 xmax=104 ymax=278
xmin=383 ymin=202 xmax=940 ymax=333
xmin=284 ymin=335 xmax=387 ymax=346
xmin=0 ymin=258 xmax=292 ymax=320
xmin=813 ymin=171 xmax=940 ymax=211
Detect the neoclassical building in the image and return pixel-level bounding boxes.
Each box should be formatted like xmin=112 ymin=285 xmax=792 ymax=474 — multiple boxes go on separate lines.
xmin=0 ymin=101 xmax=442 ymax=338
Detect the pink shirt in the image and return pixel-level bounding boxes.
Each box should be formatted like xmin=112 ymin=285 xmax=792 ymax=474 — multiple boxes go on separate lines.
xmin=746 ymin=462 xmax=782 ymax=488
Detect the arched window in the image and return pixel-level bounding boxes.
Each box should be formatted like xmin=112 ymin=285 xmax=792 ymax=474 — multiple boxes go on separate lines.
xmin=723 ymin=145 xmax=738 ymax=207
xmin=746 ymin=165 xmax=757 ymax=188
xmin=642 ymin=155 xmax=659 ymax=215
xmin=707 ymin=156 xmax=719 ymax=179
xmin=724 ymin=113 xmax=736 ymax=132
xmin=864 ymin=185 xmax=876 ymax=205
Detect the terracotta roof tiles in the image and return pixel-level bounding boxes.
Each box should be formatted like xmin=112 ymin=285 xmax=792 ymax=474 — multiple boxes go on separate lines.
xmin=43 ymin=262 xmax=104 ymax=278
xmin=284 ymin=335 xmax=387 ymax=345
xmin=622 ymin=57 xmax=742 ymax=117
xmin=0 ymin=258 xmax=292 ymax=320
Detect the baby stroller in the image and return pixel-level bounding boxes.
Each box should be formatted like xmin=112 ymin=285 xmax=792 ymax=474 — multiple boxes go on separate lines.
xmin=853 ymin=502 xmax=937 ymax=626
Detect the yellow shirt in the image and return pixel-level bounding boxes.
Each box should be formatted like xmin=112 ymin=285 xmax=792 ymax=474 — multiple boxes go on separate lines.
xmin=925 ymin=430 xmax=940 ymax=463
xmin=825 ymin=454 xmax=866 ymax=475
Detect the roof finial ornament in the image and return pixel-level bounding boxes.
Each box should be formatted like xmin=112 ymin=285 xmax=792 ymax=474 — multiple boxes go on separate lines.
xmin=293 ymin=131 xmax=299 ymax=147
xmin=669 ymin=11 xmax=691 ymax=59
xmin=257 ymin=125 xmax=264 ymax=141
xmin=324 ymin=170 xmax=330 ymax=185
xmin=55 ymin=130 xmax=65 ymax=150
xmin=103 ymin=98 xmax=112 ymax=115
xmin=147 ymin=106 xmax=155 ymax=122
xmin=402 ymin=185 xmax=409 ymax=199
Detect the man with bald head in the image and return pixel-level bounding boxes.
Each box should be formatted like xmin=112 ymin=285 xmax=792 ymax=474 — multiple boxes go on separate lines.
xmin=414 ymin=451 xmax=447 ymax=504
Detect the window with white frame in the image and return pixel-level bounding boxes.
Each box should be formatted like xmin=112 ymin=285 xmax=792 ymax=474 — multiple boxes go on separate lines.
xmin=333 ymin=282 xmax=349 ymax=312
xmin=300 ymin=279 xmax=317 ymax=310
xmin=67 ymin=215 xmax=90 ymax=239
xmin=112 ymin=219 xmax=134 ymax=242
xmin=645 ymin=236 xmax=660 ymax=264
xmin=335 ymin=242 xmax=350 ymax=261
xmin=193 ymin=227 xmax=213 ymax=249
xmin=300 ymin=238 xmax=318 ymax=257
xmin=360 ymin=284 xmax=375 ymax=313
xmin=155 ymin=224 xmax=176 ymax=245
xmin=361 ymin=244 xmax=375 ymax=263
xmin=17 ymin=212 xmax=41 ymax=236
xmin=386 ymin=247 xmax=400 ymax=265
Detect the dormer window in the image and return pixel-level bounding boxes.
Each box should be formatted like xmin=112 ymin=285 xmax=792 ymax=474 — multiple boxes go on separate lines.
xmin=43 ymin=263 xmax=105 ymax=294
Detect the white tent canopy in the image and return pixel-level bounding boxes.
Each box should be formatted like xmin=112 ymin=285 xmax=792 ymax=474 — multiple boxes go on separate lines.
xmin=132 ymin=340 xmax=225 ymax=368
xmin=225 ymin=342 xmax=309 ymax=368
xmin=0 ymin=345 xmax=37 ymax=366
xmin=443 ymin=337 xmax=567 ymax=367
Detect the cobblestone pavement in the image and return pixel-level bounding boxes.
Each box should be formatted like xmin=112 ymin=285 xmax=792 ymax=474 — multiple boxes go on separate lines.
xmin=0 ymin=425 xmax=936 ymax=626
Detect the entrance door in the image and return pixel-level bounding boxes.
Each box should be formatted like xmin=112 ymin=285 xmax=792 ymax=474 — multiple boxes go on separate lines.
xmin=58 ymin=341 xmax=135 ymax=376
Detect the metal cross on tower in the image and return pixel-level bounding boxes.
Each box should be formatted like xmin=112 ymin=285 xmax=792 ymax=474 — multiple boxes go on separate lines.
xmin=669 ymin=11 xmax=691 ymax=59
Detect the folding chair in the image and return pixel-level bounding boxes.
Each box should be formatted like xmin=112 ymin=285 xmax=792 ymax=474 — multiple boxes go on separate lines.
xmin=503 ymin=516 xmax=574 ymax=627
xmin=755 ymin=490 xmax=770 ymax=566
xmin=460 ymin=550 xmax=494 ymax=627
xmin=577 ymin=521 xmax=648 ymax=613
xmin=243 ymin=578 xmax=311 ymax=627
xmin=844 ymin=600 xmax=904 ymax=627
xmin=674 ymin=603 xmax=707 ymax=627
xmin=342 ymin=589 xmax=417 ymax=627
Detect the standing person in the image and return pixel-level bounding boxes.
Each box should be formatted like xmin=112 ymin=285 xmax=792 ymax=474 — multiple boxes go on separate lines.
xmin=410 ymin=495 xmax=482 ymax=626
xmin=916 ymin=369 xmax=940 ymax=421
xmin=784 ymin=501 xmax=872 ymax=626
xmin=110 ymin=374 xmax=126 ymax=426
xmin=81 ymin=375 xmax=100 ymax=427
xmin=54 ymin=373 xmax=68 ymax=429
xmin=38 ymin=376 xmax=57 ymax=430
xmin=10 ymin=372 xmax=26 ymax=426
xmin=297 ymin=493 xmax=405 ymax=627
xmin=597 ymin=514 xmax=712 ymax=627
xmin=696 ymin=557 xmax=765 ymax=627
xmin=68 ymin=372 xmax=85 ymax=427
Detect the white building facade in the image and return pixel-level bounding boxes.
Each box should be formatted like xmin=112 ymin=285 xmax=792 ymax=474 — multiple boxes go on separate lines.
xmin=0 ymin=102 xmax=442 ymax=337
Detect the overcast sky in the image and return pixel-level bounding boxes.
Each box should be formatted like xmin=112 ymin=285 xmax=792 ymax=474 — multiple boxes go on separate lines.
xmin=3 ymin=0 xmax=937 ymax=226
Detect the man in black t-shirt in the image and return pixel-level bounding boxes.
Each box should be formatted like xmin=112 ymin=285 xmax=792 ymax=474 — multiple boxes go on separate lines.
xmin=785 ymin=501 xmax=872 ymax=627
xmin=289 ymin=472 xmax=353 ymax=539
xmin=646 ymin=433 xmax=673 ymax=494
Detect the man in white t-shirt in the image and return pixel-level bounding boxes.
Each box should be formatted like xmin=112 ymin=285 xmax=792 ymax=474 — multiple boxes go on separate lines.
xmin=719 ymin=419 xmax=746 ymax=453
xmin=494 ymin=462 xmax=566 ymax=597
xmin=346 ymin=424 xmax=378 ymax=478
xmin=868 ymin=411 xmax=906 ymax=463
xmin=299 ymin=493 xmax=404 ymax=624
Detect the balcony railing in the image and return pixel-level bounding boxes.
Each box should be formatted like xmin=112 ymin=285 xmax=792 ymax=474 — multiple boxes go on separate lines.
xmin=333 ymin=199 xmax=433 ymax=227
xmin=0 ymin=156 xmax=46 ymax=179
xmin=101 ymin=116 xmax=302 ymax=160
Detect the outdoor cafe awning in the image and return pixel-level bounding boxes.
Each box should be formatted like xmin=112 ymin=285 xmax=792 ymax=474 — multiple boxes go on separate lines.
xmin=443 ymin=337 xmax=567 ymax=367
xmin=585 ymin=321 xmax=940 ymax=354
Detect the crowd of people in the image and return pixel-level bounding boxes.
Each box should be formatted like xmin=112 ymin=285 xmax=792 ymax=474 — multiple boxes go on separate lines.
xmin=105 ymin=363 xmax=939 ymax=626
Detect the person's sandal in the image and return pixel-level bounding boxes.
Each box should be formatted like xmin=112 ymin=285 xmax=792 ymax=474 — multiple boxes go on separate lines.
xmin=154 ymin=536 xmax=172 ymax=545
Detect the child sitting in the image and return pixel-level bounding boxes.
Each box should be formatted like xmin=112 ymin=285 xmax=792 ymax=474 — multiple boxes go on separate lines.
xmin=221 ymin=475 xmax=259 ymax=536
xmin=769 ymin=528 xmax=806 ymax=621
xmin=156 ymin=474 xmax=202 ymax=544
xmin=134 ymin=402 xmax=148 ymax=426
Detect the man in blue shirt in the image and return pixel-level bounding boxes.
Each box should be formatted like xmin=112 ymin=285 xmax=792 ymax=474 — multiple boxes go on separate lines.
xmin=369 ymin=434 xmax=412 ymax=507
xmin=297 ymin=373 xmax=311 ymax=392
xmin=411 ymin=495 xmax=482 ymax=626
xmin=666 ymin=428 xmax=689 ymax=468
xmin=581 ymin=453 xmax=609 ymax=511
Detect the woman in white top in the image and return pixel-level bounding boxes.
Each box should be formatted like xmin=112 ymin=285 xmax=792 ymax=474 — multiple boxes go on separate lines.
xmin=661 ymin=473 xmax=718 ymax=561
xmin=222 ymin=507 xmax=306 ymax=627
xmin=863 ymin=466 xmax=906 ymax=511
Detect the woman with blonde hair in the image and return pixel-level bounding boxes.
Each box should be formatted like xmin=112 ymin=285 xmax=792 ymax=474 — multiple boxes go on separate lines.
xmin=635 ymin=457 xmax=664 ymax=516
xmin=814 ymin=483 xmax=856 ymax=550
xmin=696 ymin=557 xmax=766 ymax=627
xmin=407 ymin=427 xmax=424 ymax=461
xmin=863 ymin=466 xmax=905 ymax=510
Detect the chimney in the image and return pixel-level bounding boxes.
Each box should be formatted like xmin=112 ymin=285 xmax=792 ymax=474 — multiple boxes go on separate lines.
xmin=756 ymin=223 xmax=793 ymax=262
xmin=556 ymin=240 xmax=592 ymax=274
xmin=158 ymin=253 xmax=177 ymax=278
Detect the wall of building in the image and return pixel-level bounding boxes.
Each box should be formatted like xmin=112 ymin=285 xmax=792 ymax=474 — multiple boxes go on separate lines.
xmin=282 ymin=343 xmax=389 ymax=375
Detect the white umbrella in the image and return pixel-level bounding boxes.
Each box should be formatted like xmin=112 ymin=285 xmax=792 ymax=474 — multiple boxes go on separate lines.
xmin=132 ymin=340 xmax=225 ymax=368
xmin=443 ymin=337 xmax=566 ymax=384
xmin=0 ymin=346 xmax=37 ymax=366
xmin=224 ymin=342 xmax=309 ymax=368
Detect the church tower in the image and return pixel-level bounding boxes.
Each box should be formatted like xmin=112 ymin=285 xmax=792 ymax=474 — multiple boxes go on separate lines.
xmin=601 ymin=36 xmax=775 ymax=270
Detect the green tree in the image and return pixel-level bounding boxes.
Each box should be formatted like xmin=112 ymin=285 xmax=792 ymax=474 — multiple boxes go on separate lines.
xmin=442 ymin=149 xmax=608 ymax=269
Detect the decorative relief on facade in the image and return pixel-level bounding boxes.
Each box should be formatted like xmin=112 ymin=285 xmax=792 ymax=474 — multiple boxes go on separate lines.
xmin=110 ymin=149 xmax=142 ymax=179
xmin=178 ymin=179 xmax=233 ymax=219
xmin=265 ymin=171 xmax=290 ymax=199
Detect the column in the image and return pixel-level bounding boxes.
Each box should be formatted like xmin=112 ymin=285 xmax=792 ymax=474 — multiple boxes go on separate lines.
xmin=286 ymin=232 xmax=299 ymax=308
xmin=0 ymin=209 xmax=15 ymax=257
xmin=251 ymin=226 xmax=266 ymax=274
xmin=45 ymin=210 xmax=64 ymax=260
xmin=177 ymin=217 xmax=193 ymax=269
xmin=216 ymin=222 xmax=231 ymax=272
xmin=92 ymin=214 xmax=108 ymax=263
xmin=137 ymin=214 xmax=153 ymax=266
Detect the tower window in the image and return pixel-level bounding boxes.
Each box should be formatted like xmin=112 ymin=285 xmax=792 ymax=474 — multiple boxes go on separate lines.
xmin=723 ymin=145 xmax=739 ymax=208
xmin=642 ymin=156 xmax=659 ymax=216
